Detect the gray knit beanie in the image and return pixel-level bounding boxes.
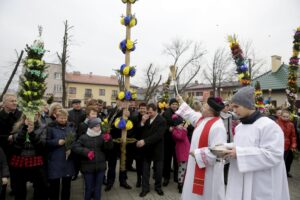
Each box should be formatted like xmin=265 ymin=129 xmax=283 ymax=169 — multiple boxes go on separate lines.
xmin=88 ymin=118 xmax=101 ymax=129
xmin=231 ymin=86 xmax=255 ymax=110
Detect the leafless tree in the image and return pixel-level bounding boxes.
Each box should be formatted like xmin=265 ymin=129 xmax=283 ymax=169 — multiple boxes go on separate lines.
xmin=241 ymin=40 xmax=267 ymax=80
xmin=204 ymin=48 xmax=233 ymax=96
xmin=143 ymin=64 xmax=162 ymax=103
xmin=163 ymin=39 xmax=205 ymax=93
xmin=57 ymin=20 xmax=73 ymax=107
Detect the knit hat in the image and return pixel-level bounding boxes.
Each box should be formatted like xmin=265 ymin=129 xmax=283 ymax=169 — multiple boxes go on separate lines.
xmin=169 ymin=98 xmax=178 ymax=105
xmin=231 ymin=86 xmax=255 ymax=109
xmin=172 ymin=114 xmax=184 ymax=126
xmin=88 ymin=118 xmax=101 ymax=129
xmin=207 ymin=97 xmax=225 ymax=112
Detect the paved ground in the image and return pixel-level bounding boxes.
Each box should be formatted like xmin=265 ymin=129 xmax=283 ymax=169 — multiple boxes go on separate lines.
xmin=5 ymin=158 xmax=300 ymax=200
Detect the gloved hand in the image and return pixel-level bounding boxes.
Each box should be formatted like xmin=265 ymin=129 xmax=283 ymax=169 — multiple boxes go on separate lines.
xmin=87 ymin=151 xmax=95 ymax=160
xmin=103 ymin=133 xmax=111 ymax=142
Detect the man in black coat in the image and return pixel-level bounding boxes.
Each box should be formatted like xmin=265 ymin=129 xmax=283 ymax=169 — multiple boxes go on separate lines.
xmin=161 ymin=98 xmax=179 ymax=186
xmin=68 ymin=99 xmax=85 ymax=129
xmin=105 ymin=100 xmax=132 ymax=191
xmin=127 ymin=102 xmax=147 ymax=188
xmin=0 ymin=93 xmax=22 ymax=198
xmin=137 ymin=103 xmax=167 ymax=197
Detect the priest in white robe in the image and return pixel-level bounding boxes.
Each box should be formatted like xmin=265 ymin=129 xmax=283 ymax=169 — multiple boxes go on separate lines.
xmin=176 ymin=96 xmax=227 ymax=200
xmin=225 ymin=86 xmax=290 ymax=200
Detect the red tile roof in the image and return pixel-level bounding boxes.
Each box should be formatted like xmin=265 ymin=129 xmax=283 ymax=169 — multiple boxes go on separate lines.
xmin=66 ymin=72 xmax=118 ymax=86
xmin=66 ymin=72 xmax=138 ymax=88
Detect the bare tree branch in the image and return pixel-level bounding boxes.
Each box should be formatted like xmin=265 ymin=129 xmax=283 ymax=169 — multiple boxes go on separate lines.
xmin=204 ymin=48 xmax=233 ymax=96
xmin=163 ymin=39 xmax=206 ymax=94
xmin=57 ymin=20 xmax=73 ymax=107
xmin=143 ymin=64 xmax=162 ymax=103
xmin=241 ymin=40 xmax=267 ymax=80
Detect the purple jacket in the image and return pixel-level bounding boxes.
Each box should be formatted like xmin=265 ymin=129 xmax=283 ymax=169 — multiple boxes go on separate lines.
xmin=172 ymin=127 xmax=190 ymax=162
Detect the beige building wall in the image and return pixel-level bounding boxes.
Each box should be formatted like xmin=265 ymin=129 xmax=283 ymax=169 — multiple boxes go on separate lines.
xmin=66 ymin=82 xmax=119 ymax=106
xmin=45 ymin=63 xmax=63 ymax=102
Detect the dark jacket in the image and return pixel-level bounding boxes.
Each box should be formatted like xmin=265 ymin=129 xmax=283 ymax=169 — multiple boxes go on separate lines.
xmin=68 ymin=109 xmax=86 ymax=129
xmin=0 ymin=147 xmax=9 ymax=185
xmin=72 ymin=132 xmax=113 ymax=173
xmin=140 ymin=114 xmax=167 ymax=161
xmin=107 ymin=107 xmax=123 ymax=140
xmin=46 ymin=122 xmax=75 ymax=179
xmin=0 ymin=109 xmax=22 ymax=156
xmin=76 ymin=119 xmax=89 ymax=140
xmin=12 ymin=123 xmax=46 ymax=157
xmin=162 ymin=108 xmax=176 ymax=143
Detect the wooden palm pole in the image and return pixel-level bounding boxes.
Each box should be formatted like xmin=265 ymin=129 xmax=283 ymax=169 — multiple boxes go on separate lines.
xmin=118 ymin=0 xmax=138 ymax=172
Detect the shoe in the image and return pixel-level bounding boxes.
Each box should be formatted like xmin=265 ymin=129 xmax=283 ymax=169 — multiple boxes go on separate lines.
xmin=120 ymin=182 xmax=132 ymax=189
xmin=287 ymin=173 xmax=293 ymax=178
xmin=105 ymin=184 xmax=113 ymax=192
xmin=155 ymin=188 xmax=164 ymax=196
xmin=162 ymin=179 xmax=169 ymax=187
xmin=139 ymin=190 xmax=149 ymax=197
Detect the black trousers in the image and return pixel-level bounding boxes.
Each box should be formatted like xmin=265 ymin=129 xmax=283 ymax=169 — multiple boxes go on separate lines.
xmin=106 ymin=145 xmax=128 ymax=185
xmin=142 ymin=158 xmax=163 ymax=192
xmin=163 ymin=140 xmax=177 ymax=181
xmin=284 ymin=150 xmax=294 ymax=173
xmin=136 ymin=157 xmax=143 ymax=180
xmin=11 ymin=166 xmax=48 ymax=200
xmin=48 ymin=177 xmax=72 ymax=200
xmin=0 ymin=185 xmax=6 ymax=200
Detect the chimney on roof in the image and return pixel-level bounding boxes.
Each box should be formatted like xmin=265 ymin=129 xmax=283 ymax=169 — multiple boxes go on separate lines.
xmin=271 ymin=55 xmax=282 ymax=73
xmin=89 ymin=72 xmax=92 ymax=77
xmin=195 ymin=80 xmax=199 ymax=84
xmin=73 ymin=71 xmax=80 ymax=75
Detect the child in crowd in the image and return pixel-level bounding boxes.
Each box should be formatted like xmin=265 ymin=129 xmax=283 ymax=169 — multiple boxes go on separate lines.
xmin=46 ymin=109 xmax=75 ymax=200
xmin=77 ymin=106 xmax=99 ymax=139
xmin=0 ymin=147 xmax=9 ymax=199
xmin=171 ymin=114 xmax=190 ymax=193
xmin=72 ymin=118 xmax=113 ymax=200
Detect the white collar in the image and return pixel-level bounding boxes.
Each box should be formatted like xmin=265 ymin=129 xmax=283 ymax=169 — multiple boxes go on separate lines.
xmin=87 ymin=128 xmax=101 ymax=137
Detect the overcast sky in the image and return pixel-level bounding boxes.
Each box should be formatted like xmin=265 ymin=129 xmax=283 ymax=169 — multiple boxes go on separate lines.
xmin=0 ymin=0 xmax=299 ymax=90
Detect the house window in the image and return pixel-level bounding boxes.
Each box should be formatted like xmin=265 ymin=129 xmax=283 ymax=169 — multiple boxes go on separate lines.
xmin=112 ymin=90 xmax=118 ymax=98
xmin=99 ymin=89 xmax=105 ymax=96
xmin=54 ymin=72 xmax=62 ymax=80
xmin=69 ymin=87 xmax=76 ymax=94
xmin=196 ymin=92 xmax=203 ymax=96
xmin=210 ymin=91 xmax=214 ymax=96
xmin=53 ymin=84 xmax=62 ymax=93
xmin=85 ymin=89 xmax=92 ymax=98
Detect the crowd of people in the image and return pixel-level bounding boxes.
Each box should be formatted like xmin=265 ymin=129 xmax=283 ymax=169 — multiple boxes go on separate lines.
xmin=0 ymin=86 xmax=299 ymax=200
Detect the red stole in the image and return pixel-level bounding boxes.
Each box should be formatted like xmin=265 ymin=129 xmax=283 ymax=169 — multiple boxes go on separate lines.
xmin=192 ymin=117 xmax=219 ymax=195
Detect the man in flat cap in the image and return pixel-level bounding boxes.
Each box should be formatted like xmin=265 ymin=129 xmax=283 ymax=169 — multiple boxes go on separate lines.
xmin=224 ymin=86 xmax=289 ymax=200
xmin=176 ymin=96 xmax=227 ymax=200
xmin=68 ymin=99 xmax=86 ymax=180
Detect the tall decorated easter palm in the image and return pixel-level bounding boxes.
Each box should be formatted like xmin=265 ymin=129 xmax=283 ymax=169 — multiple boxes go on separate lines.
xmin=115 ymin=0 xmax=138 ymax=172
xmin=18 ymin=26 xmax=48 ymax=122
xmin=286 ymin=27 xmax=300 ymax=115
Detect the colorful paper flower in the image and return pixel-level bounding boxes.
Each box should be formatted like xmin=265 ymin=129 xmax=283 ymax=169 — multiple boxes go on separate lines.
xmin=126 ymin=120 xmax=133 ymax=130
xmin=118 ymin=91 xmax=125 ymax=100
xmin=119 ymin=39 xmax=136 ymax=54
